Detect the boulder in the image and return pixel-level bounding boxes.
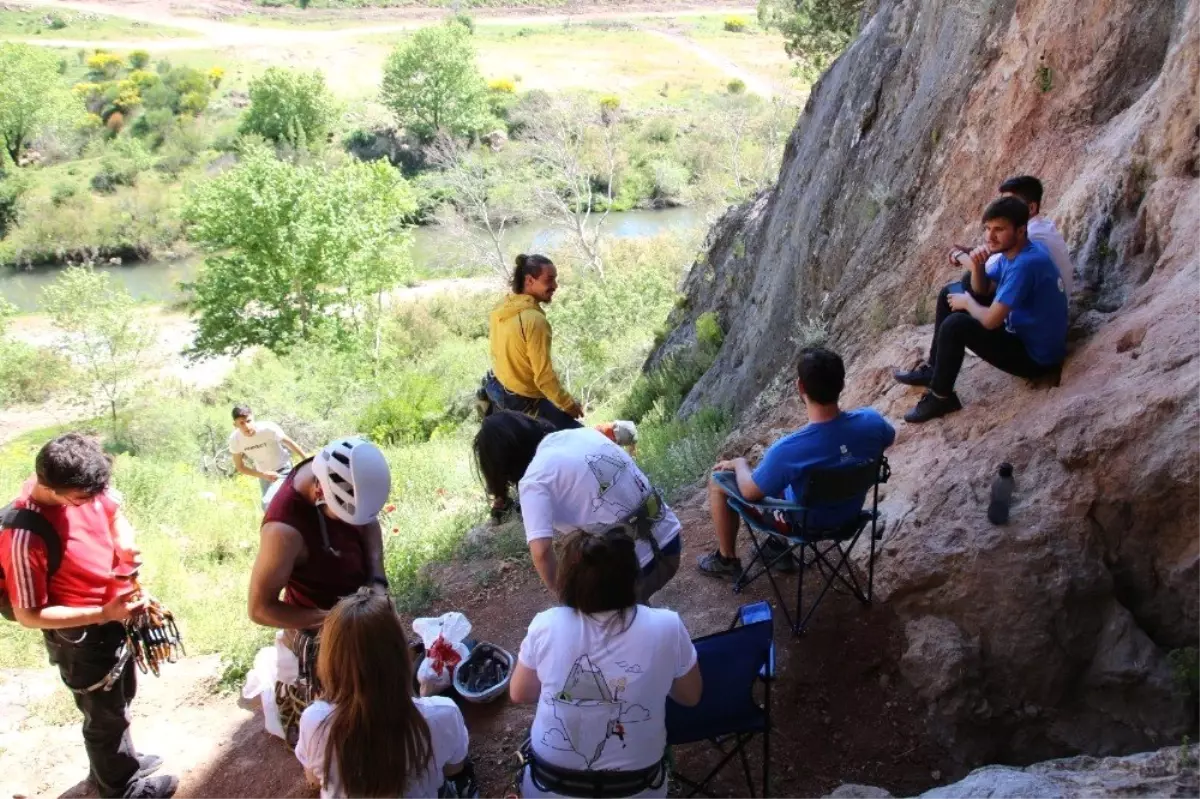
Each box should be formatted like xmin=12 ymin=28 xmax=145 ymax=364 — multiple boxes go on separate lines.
xmin=650 ymin=0 xmax=1198 ymax=770
xmin=919 ymin=745 xmax=1199 ymax=797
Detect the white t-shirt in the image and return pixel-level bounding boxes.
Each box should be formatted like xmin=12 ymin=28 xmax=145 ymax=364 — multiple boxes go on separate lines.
xmin=985 ymin=216 xmax=1073 ymax=294
xmin=228 ymin=421 xmax=291 ymax=474
xmin=295 ymin=696 xmax=469 ymax=799
xmin=518 ymin=429 xmax=681 ymax=568
xmin=519 ymin=606 xmax=697 ymax=798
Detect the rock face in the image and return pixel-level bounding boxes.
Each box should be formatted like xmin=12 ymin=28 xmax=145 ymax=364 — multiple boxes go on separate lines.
xmin=828 ymin=744 xmax=1199 ymax=797
xmin=654 ymin=0 xmax=1198 ymax=769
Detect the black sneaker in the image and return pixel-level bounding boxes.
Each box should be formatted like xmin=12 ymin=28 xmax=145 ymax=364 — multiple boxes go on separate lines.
xmin=697 ymin=550 xmax=743 ymax=580
xmin=904 ymin=391 xmax=963 ymax=423
xmin=894 ymin=363 xmax=934 ymax=387
xmin=123 ymin=775 xmax=179 ymax=799
xmin=759 ymin=538 xmax=797 ymax=573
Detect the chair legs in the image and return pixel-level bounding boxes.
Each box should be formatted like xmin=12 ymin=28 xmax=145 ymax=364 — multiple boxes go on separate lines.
xmin=736 ymin=521 xmax=877 ymax=637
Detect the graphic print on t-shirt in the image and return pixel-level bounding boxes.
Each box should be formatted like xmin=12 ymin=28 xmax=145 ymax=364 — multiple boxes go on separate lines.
xmin=585 ymin=453 xmax=646 ymax=516
xmin=541 ymin=654 xmax=651 ymax=768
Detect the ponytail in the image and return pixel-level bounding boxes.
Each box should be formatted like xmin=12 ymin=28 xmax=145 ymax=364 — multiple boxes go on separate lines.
xmin=511 ymin=253 xmax=554 ymax=295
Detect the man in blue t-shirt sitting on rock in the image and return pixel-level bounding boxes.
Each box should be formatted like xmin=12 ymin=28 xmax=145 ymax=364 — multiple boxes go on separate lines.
xmin=895 ymin=196 xmax=1069 ymax=423
xmin=698 ymin=347 xmax=896 ymax=579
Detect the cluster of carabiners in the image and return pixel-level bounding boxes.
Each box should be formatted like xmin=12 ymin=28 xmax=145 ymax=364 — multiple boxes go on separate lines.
xmin=124 ymin=595 xmax=184 ymax=677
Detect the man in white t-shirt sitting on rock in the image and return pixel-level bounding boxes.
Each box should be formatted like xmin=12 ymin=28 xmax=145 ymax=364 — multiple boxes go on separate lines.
xmin=473 ymin=411 xmax=683 ymax=603
xmin=229 ymin=404 xmax=305 ymax=509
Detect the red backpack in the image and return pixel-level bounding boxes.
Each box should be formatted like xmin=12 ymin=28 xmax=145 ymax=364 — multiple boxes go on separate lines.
xmin=0 ymin=503 xmax=62 ymax=622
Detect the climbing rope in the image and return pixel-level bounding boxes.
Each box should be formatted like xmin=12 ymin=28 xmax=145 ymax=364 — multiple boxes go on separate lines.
xmin=276 ymin=630 xmax=321 ymax=747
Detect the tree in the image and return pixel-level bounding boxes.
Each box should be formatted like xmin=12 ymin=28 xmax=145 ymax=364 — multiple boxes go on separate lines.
xmin=524 ymin=94 xmax=619 ymax=276
xmin=40 ymin=267 xmax=155 ymax=437
xmin=182 ymin=143 xmax=417 ymax=358
xmin=381 ymin=21 xmax=488 ymax=141
xmin=240 ymin=67 xmax=338 ymax=150
xmin=758 ymin=0 xmax=865 ymax=79
xmin=0 ymin=43 xmax=80 ymax=162
xmin=425 ymin=133 xmax=529 ymax=277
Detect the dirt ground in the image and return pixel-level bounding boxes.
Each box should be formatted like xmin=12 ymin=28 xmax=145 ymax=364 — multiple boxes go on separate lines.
xmin=0 ymin=486 xmax=957 ymax=799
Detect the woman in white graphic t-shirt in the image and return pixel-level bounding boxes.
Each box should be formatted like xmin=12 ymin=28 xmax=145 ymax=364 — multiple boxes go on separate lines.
xmin=294 ymin=589 xmax=475 ymax=798
xmin=511 ymin=530 xmax=703 ymax=798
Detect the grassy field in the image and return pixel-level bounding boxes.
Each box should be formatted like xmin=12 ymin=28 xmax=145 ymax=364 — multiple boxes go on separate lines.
xmin=0 ymin=7 xmax=197 ymax=40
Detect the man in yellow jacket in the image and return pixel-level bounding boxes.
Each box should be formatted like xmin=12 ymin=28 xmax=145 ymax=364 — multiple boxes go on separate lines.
xmin=485 ymin=254 xmax=584 ymax=433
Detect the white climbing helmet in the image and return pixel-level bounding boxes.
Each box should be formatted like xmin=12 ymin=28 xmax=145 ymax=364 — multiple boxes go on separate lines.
xmin=311 ymin=437 xmax=391 ymax=526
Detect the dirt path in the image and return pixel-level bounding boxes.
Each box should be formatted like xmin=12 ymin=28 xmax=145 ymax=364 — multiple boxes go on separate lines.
xmin=15 ymin=0 xmax=758 ymax=49
xmin=10 ymin=0 xmax=776 ymax=97
xmin=0 ymin=490 xmax=956 ymax=799
xmin=642 ymin=27 xmax=777 ymax=98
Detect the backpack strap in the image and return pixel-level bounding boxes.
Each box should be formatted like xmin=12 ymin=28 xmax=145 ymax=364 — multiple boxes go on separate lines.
xmin=0 ymin=503 xmax=63 ymax=580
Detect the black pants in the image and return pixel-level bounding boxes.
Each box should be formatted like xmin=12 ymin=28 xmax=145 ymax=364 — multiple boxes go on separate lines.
xmin=928 ymin=273 xmax=994 ymax=364
xmin=44 ymin=622 xmax=139 ymax=798
xmin=930 ymin=312 xmax=1057 ymax=396
xmin=483 ymin=373 xmax=582 ymax=431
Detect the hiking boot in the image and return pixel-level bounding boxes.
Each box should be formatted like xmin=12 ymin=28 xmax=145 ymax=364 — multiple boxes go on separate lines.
xmin=87 ymin=753 xmax=160 ymax=782
xmin=894 ymin=363 xmax=934 ymax=387
xmin=759 ymin=537 xmax=797 ymax=573
xmin=123 ymin=775 xmax=178 ymax=799
xmin=904 ymin=391 xmax=963 ymax=423
xmin=697 ymin=549 xmax=743 ymax=580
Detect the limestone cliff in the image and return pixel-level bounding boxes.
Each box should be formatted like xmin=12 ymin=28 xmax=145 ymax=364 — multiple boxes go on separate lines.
xmin=654 ymin=0 xmax=1198 ymax=767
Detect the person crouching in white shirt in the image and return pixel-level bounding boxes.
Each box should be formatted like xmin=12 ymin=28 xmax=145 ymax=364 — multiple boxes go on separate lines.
xmin=294 ymin=588 xmax=476 ymax=799
xmin=511 ymin=530 xmax=703 ymax=798
xmin=473 ymin=411 xmax=684 ymax=604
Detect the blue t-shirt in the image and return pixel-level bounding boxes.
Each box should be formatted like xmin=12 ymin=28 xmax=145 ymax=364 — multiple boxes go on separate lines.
xmin=751 ymin=408 xmax=896 ymax=529
xmin=993 ymin=241 xmax=1069 ymax=365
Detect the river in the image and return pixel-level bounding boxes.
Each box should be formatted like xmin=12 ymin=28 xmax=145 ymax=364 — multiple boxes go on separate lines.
xmin=0 ymin=207 xmax=707 ymax=311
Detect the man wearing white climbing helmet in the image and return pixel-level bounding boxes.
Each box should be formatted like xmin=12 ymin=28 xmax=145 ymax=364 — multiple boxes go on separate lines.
xmin=248 ymin=437 xmax=393 ymax=633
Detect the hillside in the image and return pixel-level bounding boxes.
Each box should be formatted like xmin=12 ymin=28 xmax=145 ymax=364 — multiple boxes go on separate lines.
xmin=653 ymin=0 xmax=1198 ymax=767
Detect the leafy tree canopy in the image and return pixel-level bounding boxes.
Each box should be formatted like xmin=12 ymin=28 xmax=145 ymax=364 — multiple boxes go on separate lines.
xmin=381 ymin=21 xmax=488 ymax=141
xmin=182 ymin=143 xmax=416 ymax=358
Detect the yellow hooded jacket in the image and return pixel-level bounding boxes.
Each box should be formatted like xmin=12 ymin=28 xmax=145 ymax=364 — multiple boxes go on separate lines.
xmin=489 ymin=293 xmax=575 ymax=410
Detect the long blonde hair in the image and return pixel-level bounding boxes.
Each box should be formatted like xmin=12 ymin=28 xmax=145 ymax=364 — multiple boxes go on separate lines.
xmin=317 ymin=588 xmax=431 ymax=797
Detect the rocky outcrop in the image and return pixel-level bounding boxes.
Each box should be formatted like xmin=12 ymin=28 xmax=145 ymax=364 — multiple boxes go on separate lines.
xmin=654 ymin=0 xmax=1198 ymax=770
xmin=826 ymin=744 xmax=1199 ymax=798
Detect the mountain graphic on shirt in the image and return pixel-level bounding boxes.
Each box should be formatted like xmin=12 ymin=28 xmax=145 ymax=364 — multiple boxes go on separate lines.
xmin=585 ymin=454 xmax=638 ymax=516
xmin=543 ymin=654 xmax=651 ymax=769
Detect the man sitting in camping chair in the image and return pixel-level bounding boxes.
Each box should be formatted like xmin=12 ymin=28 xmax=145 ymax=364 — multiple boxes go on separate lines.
xmin=697 ymin=346 xmax=896 ymax=580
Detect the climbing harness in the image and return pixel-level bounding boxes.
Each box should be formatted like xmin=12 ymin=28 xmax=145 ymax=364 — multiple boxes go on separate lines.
xmin=516 ymin=737 xmax=668 ymax=798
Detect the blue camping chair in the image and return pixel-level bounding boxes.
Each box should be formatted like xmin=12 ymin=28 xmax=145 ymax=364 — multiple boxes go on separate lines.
xmin=715 ymin=456 xmax=891 ymax=636
xmin=666 ymin=601 xmax=775 ymax=797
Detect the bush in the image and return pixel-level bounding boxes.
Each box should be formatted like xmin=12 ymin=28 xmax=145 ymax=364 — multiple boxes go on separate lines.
xmin=724 ymin=15 xmax=749 ymax=32
xmin=358 ymin=374 xmax=454 ymax=445
xmin=129 ymin=50 xmax=151 ymax=70
xmin=91 ymin=138 xmax=152 ymax=192
xmin=240 ymin=67 xmax=337 ymax=149
xmin=46 ymin=13 xmax=68 ymax=31
xmin=86 ymin=51 xmax=125 ymax=80
xmin=637 ymin=406 xmax=731 ymax=498
xmin=207 ymin=66 xmax=224 ymax=88
xmin=487 ymin=78 xmax=516 ymax=94
xmin=50 ymin=181 xmax=78 ymax=207
xmin=727 ymin=78 xmax=747 ymax=94
xmin=649 ymin=159 xmax=689 ymax=204
xmin=0 ymin=340 xmax=74 ymax=405
xmin=131 ymin=107 xmax=177 ymax=149
xmin=643 ymin=115 xmax=676 ymax=144
xmin=695 ymin=311 xmax=724 ymax=348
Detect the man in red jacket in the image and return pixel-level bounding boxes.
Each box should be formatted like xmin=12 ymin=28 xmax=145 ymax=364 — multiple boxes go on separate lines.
xmin=0 ymin=433 xmax=177 ymax=798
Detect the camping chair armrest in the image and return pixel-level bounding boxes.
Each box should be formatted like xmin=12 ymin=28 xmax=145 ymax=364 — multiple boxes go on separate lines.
xmin=712 ymin=471 xmax=810 ymax=514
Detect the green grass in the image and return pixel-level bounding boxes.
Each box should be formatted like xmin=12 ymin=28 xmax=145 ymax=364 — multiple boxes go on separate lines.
xmin=0 ymin=232 xmax=728 ymax=688
xmin=0 ymin=8 xmax=197 ymax=40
